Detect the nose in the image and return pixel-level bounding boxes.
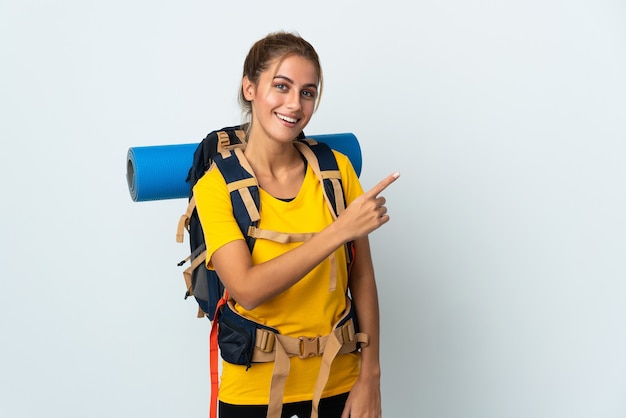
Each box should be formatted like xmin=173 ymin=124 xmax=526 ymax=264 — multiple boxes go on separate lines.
xmin=286 ymin=90 xmax=301 ymax=110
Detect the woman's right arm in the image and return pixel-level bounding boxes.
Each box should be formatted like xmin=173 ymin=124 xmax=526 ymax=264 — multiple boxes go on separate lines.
xmin=207 ymin=172 xmax=400 ymax=310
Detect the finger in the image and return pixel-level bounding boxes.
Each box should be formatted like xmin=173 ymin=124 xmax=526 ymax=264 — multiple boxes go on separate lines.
xmin=366 ymin=171 xmax=400 ymax=197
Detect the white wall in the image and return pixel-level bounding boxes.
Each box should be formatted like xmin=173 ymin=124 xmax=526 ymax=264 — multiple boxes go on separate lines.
xmin=1 ymin=1 xmax=625 ymax=417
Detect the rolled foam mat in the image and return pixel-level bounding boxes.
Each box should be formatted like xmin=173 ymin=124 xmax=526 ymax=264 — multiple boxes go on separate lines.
xmin=127 ymin=133 xmax=362 ymax=202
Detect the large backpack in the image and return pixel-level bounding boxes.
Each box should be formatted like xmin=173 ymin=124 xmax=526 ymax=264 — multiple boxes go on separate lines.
xmin=176 ymin=125 xmax=350 ymax=319
xmin=176 ymin=125 xmax=247 ymax=320
xmin=176 ymin=125 xmax=367 ymax=418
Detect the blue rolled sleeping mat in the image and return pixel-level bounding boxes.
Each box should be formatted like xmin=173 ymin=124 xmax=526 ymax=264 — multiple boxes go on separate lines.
xmin=126 ymin=133 xmax=362 ymax=202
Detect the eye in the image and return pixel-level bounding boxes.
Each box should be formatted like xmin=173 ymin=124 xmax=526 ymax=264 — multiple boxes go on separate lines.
xmin=274 ymin=83 xmax=288 ymax=91
xmin=301 ymin=89 xmax=316 ymax=99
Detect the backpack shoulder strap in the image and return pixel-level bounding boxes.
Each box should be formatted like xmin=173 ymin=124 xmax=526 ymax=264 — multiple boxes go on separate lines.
xmin=176 ymin=126 xmax=248 ymax=245
xmin=293 ymin=138 xmax=346 ymax=218
xmin=294 ymin=138 xmax=352 ymax=292
xmin=212 ymin=146 xmax=260 ymax=252
xmin=185 ymin=125 xmax=246 ymax=188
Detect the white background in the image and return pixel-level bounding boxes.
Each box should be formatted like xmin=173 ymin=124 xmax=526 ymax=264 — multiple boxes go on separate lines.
xmin=1 ymin=1 xmax=625 ymax=417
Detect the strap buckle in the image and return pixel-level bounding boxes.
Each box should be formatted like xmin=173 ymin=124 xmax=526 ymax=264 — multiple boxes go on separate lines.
xmin=298 ymin=336 xmax=320 ymax=359
xmin=257 ymin=330 xmax=275 ymax=353
xmin=340 ymin=320 xmax=356 ymax=344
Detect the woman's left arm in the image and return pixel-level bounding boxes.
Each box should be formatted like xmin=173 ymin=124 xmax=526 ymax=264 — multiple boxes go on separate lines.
xmin=342 ymin=235 xmax=382 ymax=418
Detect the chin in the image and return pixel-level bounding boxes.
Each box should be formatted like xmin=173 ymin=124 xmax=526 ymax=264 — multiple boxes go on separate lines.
xmin=271 ymin=127 xmax=305 ymax=143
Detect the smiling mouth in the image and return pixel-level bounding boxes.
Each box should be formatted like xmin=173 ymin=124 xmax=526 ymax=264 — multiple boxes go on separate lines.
xmin=276 ymin=113 xmax=299 ymax=124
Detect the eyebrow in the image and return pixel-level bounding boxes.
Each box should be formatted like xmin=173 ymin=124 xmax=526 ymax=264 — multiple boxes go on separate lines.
xmin=273 ymin=75 xmax=318 ymax=90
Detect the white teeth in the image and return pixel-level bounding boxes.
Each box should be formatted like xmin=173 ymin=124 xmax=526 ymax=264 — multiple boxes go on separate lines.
xmin=277 ymin=113 xmax=297 ymax=123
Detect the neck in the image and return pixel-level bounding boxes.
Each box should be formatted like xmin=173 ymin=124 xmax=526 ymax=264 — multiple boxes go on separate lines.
xmin=243 ymin=131 xmax=306 ymax=199
xmin=244 ymin=128 xmax=302 ymax=176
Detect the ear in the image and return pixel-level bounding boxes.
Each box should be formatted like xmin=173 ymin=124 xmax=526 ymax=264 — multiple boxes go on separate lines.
xmin=242 ymin=76 xmax=255 ymax=101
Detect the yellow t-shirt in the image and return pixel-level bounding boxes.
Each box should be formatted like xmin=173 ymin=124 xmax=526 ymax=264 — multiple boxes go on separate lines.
xmin=193 ymin=148 xmax=364 ymax=405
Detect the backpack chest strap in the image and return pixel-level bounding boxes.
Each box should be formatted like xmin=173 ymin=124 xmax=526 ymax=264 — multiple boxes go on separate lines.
xmin=246 ymin=224 xmax=337 ymax=292
xmin=247 ymin=226 xmax=316 ymax=244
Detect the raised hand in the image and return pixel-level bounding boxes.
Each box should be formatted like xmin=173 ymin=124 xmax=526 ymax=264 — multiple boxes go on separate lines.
xmin=336 ymin=171 xmax=400 ymax=241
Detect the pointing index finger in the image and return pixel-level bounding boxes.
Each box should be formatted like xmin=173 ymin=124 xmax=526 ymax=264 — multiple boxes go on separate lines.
xmin=366 ymin=171 xmax=400 ymax=197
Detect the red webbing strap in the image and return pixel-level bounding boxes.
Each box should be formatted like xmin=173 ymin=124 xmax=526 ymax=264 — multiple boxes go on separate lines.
xmin=209 ymin=320 xmax=219 ymax=418
xmin=209 ymin=293 xmax=228 ymax=418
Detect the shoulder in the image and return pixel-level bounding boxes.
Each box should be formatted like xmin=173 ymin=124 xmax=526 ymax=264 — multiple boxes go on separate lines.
xmin=193 ymin=163 xmax=230 ymax=205
xmin=331 ymin=150 xmax=352 ymax=171
xmin=330 ymin=150 xmax=364 ymax=200
xmin=330 ymin=150 xmax=358 ymax=180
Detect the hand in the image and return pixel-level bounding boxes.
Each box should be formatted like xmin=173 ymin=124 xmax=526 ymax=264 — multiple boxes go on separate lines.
xmin=337 ymin=172 xmax=400 ymax=241
xmin=341 ymin=376 xmax=382 ymax=418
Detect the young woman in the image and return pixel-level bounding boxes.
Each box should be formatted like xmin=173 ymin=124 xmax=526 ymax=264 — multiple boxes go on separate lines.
xmin=194 ymin=31 xmax=399 ymax=418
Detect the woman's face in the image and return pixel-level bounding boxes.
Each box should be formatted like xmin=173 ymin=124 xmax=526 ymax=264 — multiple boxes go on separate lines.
xmin=243 ymin=54 xmax=319 ymax=144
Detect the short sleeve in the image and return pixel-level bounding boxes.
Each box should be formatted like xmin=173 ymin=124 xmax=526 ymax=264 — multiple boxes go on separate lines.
xmin=192 ymin=164 xmax=245 ymax=267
